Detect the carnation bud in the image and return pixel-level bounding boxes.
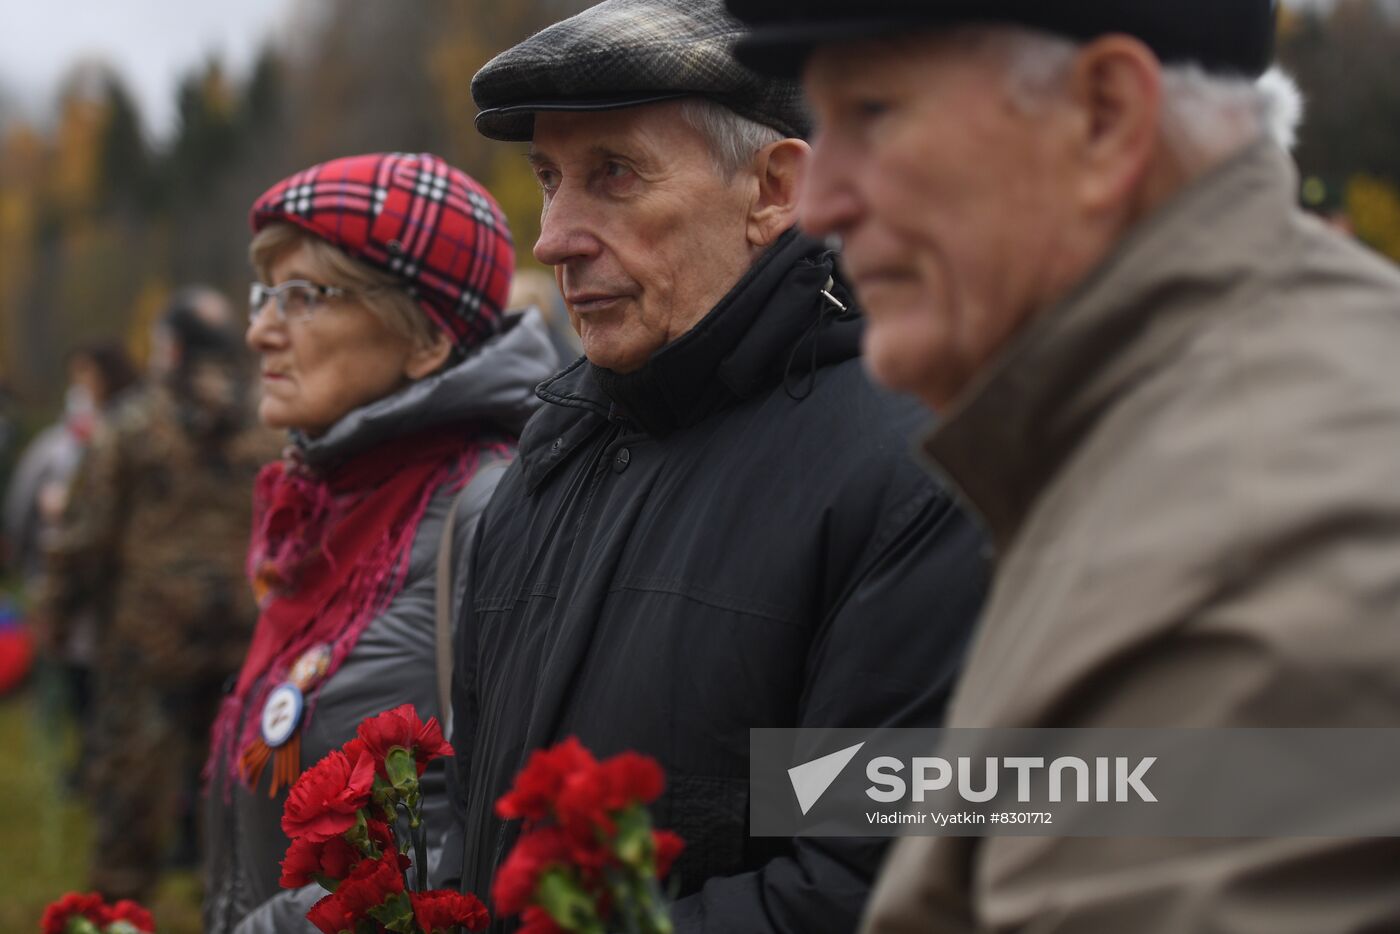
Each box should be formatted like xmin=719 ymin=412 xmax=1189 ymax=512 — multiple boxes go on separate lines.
xmin=385 ymin=746 xmax=420 ymax=795
xmin=371 ymin=773 xmax=400 ymax=818
xmin=343 ymin=810 xmax=372 ymax=852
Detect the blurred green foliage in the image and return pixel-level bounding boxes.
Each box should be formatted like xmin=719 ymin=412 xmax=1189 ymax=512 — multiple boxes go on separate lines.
xmin=0 ymin=688 xmax=199 ymax=934
xmin=1278 ymin=0 xmax=1400 ymax=259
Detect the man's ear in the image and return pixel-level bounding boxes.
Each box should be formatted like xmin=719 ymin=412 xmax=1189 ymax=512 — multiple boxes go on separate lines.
xmin=404 ymin=329 xmax=454 ymax=380
xmin=1064 ymin=36 xmax=1162 ymax=214
xmin=747 ymin=138 xmax=811 ymax=249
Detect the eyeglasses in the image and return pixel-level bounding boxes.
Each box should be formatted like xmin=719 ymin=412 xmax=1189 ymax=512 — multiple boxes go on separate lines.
xmin=248 ymin=279 xmax=349 ymax=325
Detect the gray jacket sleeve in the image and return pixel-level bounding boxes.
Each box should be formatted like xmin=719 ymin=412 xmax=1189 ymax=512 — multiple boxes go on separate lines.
xmin=231 ymin=885 xmax=322 ymax=934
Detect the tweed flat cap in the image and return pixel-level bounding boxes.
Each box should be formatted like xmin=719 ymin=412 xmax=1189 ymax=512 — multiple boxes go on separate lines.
xmin=472 ymin=0 xmax=810 ymax=142
xmin=728 ymin=0 xmax=1277 ymax=80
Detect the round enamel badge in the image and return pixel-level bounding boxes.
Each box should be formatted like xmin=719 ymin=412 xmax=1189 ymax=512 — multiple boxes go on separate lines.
xmin=260 ymin=683 xmax=304 ymax=748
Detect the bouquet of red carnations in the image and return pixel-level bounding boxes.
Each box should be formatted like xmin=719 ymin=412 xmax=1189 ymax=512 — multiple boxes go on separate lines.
xmin=279 ymin=704 xmax=489 ymax=934
xmin=40 ymin=893 xmax=154 ymax=934
xmin=492 ymin=738 xmax=684 ymax=934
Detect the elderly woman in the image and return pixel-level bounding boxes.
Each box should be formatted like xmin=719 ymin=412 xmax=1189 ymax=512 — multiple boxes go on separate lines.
xmin=203 ymin=152 xmax=556 ymax=934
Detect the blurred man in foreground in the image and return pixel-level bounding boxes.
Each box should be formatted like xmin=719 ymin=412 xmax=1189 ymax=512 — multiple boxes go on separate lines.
xmin=730 ymin=1 xmax=1400 ymax=930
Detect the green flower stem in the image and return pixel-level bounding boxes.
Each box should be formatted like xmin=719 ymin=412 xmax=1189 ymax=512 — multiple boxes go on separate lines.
xmin=395 ymin=802 xmax=414 ymax=895
xmin=412 ymin=810 xmax=429 ymax=893
xmin=602 ymin=822 xmax=674 ymax=934
xmin=538 ymin=869 xmax=606 ymax=934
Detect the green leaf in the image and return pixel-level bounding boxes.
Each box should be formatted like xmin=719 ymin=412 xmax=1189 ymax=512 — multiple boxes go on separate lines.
xmin=370 ymin=891 xmax=417 ymax=932
xmin=537 ymin=868 xmax=604 ymax=933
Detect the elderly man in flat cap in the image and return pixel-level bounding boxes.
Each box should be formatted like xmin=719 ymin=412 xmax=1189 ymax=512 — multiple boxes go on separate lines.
xmin=447 ymin=0 xmax=988 ymax=930
xmin=728 ymin=1 xmax=1400 ymax=931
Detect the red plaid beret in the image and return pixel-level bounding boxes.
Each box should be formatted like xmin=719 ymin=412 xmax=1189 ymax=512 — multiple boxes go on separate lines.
xmin=249 ymin=152 xmax=515 ymax=354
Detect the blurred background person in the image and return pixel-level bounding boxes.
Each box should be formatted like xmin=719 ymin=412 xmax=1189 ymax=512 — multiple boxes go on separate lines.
xmin=40 ymin=289 xmax=277 ymax=903
xmin=4 ymin=344 xmax=137 ymax=589
xmin=3 ymin=343 xmax=137 ymax=786
xmin=203 ymin=152 xmax=555 ymax=934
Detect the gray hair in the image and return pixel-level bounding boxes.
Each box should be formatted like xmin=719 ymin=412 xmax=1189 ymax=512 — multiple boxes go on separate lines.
xmin=990 ymin=28 xmax=1304 ymax=166
xmin=678 ymin=97 xmax=785 ymax=177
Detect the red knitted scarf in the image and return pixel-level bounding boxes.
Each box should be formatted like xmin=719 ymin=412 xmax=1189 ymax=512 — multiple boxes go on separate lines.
xmin=207 ymin=425 xmax=501 ymax=795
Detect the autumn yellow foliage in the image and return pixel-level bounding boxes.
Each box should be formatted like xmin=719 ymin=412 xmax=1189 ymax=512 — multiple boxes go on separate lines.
xmin=1346 ymin=174 xmax=1400 ymax=262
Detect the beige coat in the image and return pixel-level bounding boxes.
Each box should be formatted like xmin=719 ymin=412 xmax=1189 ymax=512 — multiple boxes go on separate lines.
xmin=863 ymin=142 xmax=1400 ymax=933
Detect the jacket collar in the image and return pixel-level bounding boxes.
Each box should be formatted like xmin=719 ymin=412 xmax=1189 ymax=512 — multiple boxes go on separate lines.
xmin=518 ymin=229 xmax=861 ymax=489
xmin=294 ymin=309 xmax=558 ymax=473
xmin=922 ymin=141 xmax=1299 ymax=552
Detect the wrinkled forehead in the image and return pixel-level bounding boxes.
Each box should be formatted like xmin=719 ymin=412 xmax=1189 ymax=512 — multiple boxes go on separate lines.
xmin=806 ymin=30 xmax=1008 ymax=92
xmin=803 ymin=33 xmax=1016 ymax=127
xmin=527 ymin=100 xmax=706 ymax=164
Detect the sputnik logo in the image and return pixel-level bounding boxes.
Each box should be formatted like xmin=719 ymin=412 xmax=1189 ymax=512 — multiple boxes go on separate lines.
xmin=787 ymin=742 xmax=866 ymax=815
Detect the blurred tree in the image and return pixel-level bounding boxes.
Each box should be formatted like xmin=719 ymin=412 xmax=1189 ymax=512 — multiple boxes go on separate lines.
xmin=242 ymin=45 xmax=284 ymax=133
xmin=46 ymin=66 xmax=109 ymax=224
xmin=164 ymin=60 xmax=247 ymax=286
xmin=428 ymin=0 xmax=591 ymax=265
xmin=1280 ymin=0 xmax=1400 ymax=186
xmin=0 ymin=124 xmax=44 ymax=392
xmin=96 ymin=77 xmax=154 ymax=215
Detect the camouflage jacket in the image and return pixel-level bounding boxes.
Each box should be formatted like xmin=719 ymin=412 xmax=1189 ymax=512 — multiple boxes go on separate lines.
xmin=43 ymin=385 xmax=281 ymax=687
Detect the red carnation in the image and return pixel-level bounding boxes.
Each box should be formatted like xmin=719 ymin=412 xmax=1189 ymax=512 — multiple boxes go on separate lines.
xmin=496 ymin=736 xmax=598 ymax=821
xmin=599 ymin=752 xmax=664 ymax=806
xmin=336 ymin=849 xmax=407 ymax=915
xmin=555 ymin=752 xmax=665 ymax=844
xmin=280 ymin=832 xmax=366 ymax=888
xmin=41 ymin=892 xmax=107 ymax=934
xmin=365 ymin=817 xmax=395 ymax=852
xmin=492 ymin=825 xmax=575 ymax=916
xmin=279 ymin=835 xmax=322 ymax=889
xmin=653 ymin=829 xmax=684 ymax=879
xmin=306 ymin=850 xmax=406 ymax=933
xmin=410 ymin=890 xmax=491 ymax=933
xmin=281 ymin=745 xmax=376 ymax=842
xmin=355 ymin=703 xmax=453 ymax=776
xmin=319 ymin=834 xmax=363 ymax=881
xmin=518 ymin=904 xmax=567 ymax=934
xmin=306 ymin=890 xmax=360 ymax=934
xmin=102 ymin=899 xmax=156 ymax=932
